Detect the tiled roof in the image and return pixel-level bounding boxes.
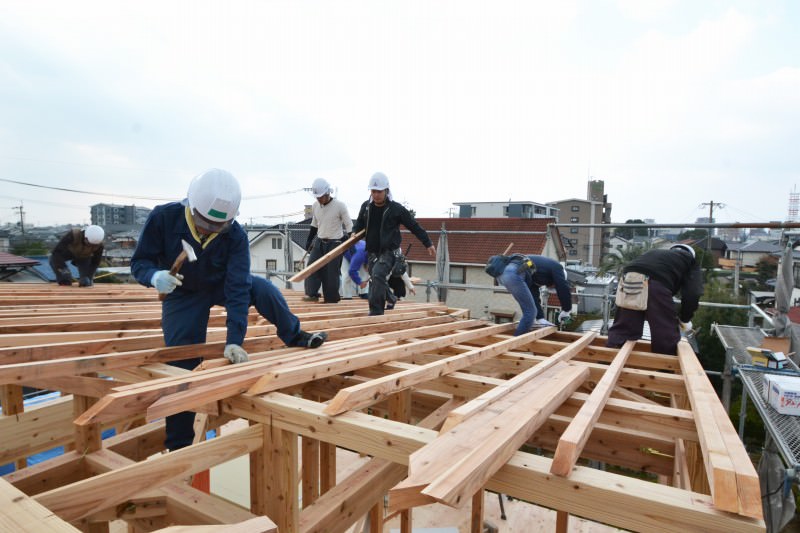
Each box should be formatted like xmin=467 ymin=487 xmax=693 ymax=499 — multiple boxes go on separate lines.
xmin=403 ymin=218 xmax=553 ymax=264
xmin=0 ymin=252 xmax=40 ymax=267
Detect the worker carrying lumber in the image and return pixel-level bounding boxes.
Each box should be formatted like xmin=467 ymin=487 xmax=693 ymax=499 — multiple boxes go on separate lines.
xmin=606 ymin=243 xmax=704 ymax=355
xmin=49 ymin=225 xmax=105 ymax=287
xmin=131 ymin=168 xmax=328 ymax=450
xmin=303 ymin=178 xmax=353 ymax=303
xmin=352 ymin=172 xmax=435 ymax=316
xmin=492 ymin=254 xmax=573 ymax=335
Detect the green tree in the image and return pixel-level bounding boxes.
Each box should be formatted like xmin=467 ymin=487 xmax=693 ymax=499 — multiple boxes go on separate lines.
xmin=11 ymin=239 xmax=48 ymax=256
xmin=678 ymin=229 xmax=706 ymax=241
xmin=615 ymin=219 xmax=649 ymax=240
xmin=598 ymin=242 xmax=652 ymax=277
xmin=755 ymin=257 xmax=778 ymax=285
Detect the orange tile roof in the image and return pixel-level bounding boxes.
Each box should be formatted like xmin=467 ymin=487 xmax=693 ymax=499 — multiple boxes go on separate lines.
xmin=402 ymin=217 xmax=553 ymax=264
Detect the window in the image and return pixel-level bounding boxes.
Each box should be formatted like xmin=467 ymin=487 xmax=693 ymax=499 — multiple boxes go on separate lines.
xmin=449 ymin=266 xmax=466 ymax=284
xmin=570 ymin=228 xmax=579 ymax=234
xmin=293 ymin=261 xmax=304 ymax=272
xmin=570 ymin=216 xmax=579 ymax=223
xmin=569 ymin=249 xmax=578 ymax=256
xmin=571 ymin=205 xmax=580 ymax=212
xmin=271 ymin=237 xmax=282 ymax=249
xmin=265 ymin=259 xmax=277 ymax=272
xmin=569 ymin=239 xmax=578 ymax=245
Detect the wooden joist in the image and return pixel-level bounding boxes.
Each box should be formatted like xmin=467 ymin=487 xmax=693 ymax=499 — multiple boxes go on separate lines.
xmin=0 ymin=283 xmax=764 ymax=531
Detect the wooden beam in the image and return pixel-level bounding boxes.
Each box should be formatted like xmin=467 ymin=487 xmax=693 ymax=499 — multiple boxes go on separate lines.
xmin=440 ymin=331 xmax=597 ymax=432
xmin=289 ymin=230 xmax=364 ymax=283
xmin=34 ymin=425 xmax=264 ymax=522
xmin=324 ymin=325 xmax=556 ymax=415
xmin=550 ymin=340 xmax=634 ymax=476
xmin=226 ymin=392 xmax=763 ymax=533
xmin=677 ymin=342 xmax=762 ymax=519
xmin=0 ymin=478 xmax=81 ymax=532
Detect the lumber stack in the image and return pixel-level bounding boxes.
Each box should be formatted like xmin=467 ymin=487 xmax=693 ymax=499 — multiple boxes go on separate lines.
xmin=0 ymin=282 xmax=765 ymax=532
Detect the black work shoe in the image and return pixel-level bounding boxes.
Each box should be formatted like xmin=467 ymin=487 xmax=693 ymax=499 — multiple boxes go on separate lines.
xmin=302 ymin=295 xmax=320 ymax=302
xmin=294 ymin=330 xmax=328 ymax=348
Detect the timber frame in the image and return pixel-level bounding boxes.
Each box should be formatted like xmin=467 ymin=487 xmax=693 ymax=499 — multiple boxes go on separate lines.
xmin=0 ymin=283 xmax=765 ymax=532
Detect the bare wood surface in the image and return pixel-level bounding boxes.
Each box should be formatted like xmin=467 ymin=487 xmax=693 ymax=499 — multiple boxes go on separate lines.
xmin=289 ymin=229 xmax=365 ymax=283
xmin=550 ymin=340 xmax=634 ymax=476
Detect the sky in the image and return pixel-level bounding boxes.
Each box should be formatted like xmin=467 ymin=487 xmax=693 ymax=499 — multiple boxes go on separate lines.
xmin=0 ymin=0 xmax=798 ymax=229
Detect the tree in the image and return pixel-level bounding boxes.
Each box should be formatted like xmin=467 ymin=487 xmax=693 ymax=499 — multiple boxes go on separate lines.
xmin=11 ymin=239 xmax=48 ymax=256
xmin=598 ymin=242 xmax=652 ymax=277
xmin=678 ymin=229 xmax=706 ymax=241
xmin=615 ymin=219 xmax=649 ymax=240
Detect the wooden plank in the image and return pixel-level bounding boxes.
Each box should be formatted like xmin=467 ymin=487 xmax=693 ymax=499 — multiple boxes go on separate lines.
xmin=0 ymin=478 xmax=81 ymax=532
xmin=550 ymin=340 xmax=634 ymax=477
xmin=34 ymin=424 xmax=264 ymax=522
xmin=677 ymin=342 xmax=762 ymax=519
xmin=324 ymin=325 xmax=556 ymax=415
xmin=225 ymin=392 xmax=764 ymax=533
xmin=417 ymin=364 xmax=588 ymax=508
xmin=246 ymin=323 xmax=517 ymax=397
xmin=264 ymin=426 xmax=298 ymax=533
xmin=289 ymin=230 xmax=364 ymax=283
xmin=0 ymin=395 xmax=74 ymax=465
xmin=440 ymin=331 xmax=597 ymax=432
xmin=151 ymin=516 xmax=277 ymax=532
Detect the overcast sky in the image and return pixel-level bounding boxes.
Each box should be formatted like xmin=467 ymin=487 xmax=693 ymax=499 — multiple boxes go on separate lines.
xmin=1 ymin=1 xmax=798 ymax=229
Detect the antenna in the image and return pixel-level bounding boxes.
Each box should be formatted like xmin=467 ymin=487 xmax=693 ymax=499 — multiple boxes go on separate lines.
xmin=788 ymin=185 xmax=799 ymax=222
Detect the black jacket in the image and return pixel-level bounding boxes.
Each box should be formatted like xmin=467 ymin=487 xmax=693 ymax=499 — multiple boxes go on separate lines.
xmin=352 ymin=199 xmax=432 ymax=253
xmin=624 ymin=248 xmax=704 ymax=322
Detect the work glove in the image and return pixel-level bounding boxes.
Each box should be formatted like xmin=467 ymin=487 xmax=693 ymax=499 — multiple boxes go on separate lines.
xmin=151 ymin=270 xmax=183 ymax=294
xmin=679 ymin=321 xmax=693 ymax=333
xmin=535 ymin=318 xmax=555 ymax=327
xmin=558 ymin=310 xmax=572 ymax=324
xmin=223 ymin=344 xmax=249 ymax=364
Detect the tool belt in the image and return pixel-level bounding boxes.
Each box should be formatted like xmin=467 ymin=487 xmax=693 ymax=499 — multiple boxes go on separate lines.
xmin=615 ymin=272 xmax=649 ymax=311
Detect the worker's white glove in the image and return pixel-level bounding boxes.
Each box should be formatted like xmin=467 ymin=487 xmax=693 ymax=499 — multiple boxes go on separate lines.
xmin=558 ymin=310 xmax=572 ymax=324
xmin=679 ymin=321 xmax=693 ymax=333
xmin=536 ymin=318 xmax=555 ymax=327
xmin=151 ymin=270 xmax=183 ymax=294
xmin=223 ymin=344 xmax=249 ymax=364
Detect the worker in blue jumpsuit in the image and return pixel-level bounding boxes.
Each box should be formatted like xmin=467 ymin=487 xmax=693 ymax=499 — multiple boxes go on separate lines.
xmin=496 ymin=255 xmax=573 ymax=336
xmin=131 ymin=168 xmax=327 ymax=451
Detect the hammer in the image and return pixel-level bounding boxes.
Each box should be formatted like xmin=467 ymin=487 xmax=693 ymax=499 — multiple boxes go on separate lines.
xmin=159 ymin=239 xmax=197 ymax=301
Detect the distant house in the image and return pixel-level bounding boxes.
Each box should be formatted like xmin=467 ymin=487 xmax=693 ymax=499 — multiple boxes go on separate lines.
xmin=691 ymin=237 xmax=728 ymax=267
xmin=248 ymin=221 xmax=313 ymax=291
xmin=723 ymin=240 xmax=783 ymax=268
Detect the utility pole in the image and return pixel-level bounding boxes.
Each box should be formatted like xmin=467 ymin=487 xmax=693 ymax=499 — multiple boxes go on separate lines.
xmin=699 ymin=201 xmax=725 ymax=252
xmin=12 ymin=203 xmax=25 ymax=235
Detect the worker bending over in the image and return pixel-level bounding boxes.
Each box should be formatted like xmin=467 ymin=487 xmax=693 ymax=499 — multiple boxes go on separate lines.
xmin=131 ymin=168 xmax=327 ymax=450
xmin=606 ymin=244 xmax=703 ymax=355
xmin=495 ymin=254 xmax=573 ymax=335
xmin=49 ymin=225 xmax=105 ymax=287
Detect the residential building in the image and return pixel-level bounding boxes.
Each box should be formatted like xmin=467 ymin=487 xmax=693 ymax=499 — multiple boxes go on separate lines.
xmin=547 ymin=179 xmax=612 ymax=267
xmin=90 ymin=203 xmax=151 ymax=232
xmin=452 ymin=201 xmax=559 ymax=219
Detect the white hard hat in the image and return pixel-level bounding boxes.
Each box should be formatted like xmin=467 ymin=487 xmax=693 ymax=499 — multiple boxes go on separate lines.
xmin=187 ymin=169 xmax=241 ymax=224
xmin=368 ymin=172 xmax=390 ymax=191
xmin=84 ymin=225 xmax=104 ymax=244
xmin=311 ymin=178 xmax=333 ymax=197
xmin=670 ymin=243 xmax=696 ymax=259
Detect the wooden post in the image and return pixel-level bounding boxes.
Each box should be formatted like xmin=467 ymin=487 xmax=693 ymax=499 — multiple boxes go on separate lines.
xmin=1 ymin=385 xmax=26 ymax=470
xmin=267 ymin=425 xmax=299 ymax=533
xmin=301 ymin=436 xmax=320 ymax=507
xmin=555 ymin=510 xmax=569 ymax=533
xmin=319 ymin=441 xmax=336 ymax=495
xmin=471 ymin=489 xmax=485 ymax=533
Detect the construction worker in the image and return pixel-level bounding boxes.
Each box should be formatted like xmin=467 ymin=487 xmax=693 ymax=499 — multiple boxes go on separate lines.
xmin=352 ymin=172 xmax=435 ymax=315
xmin=131 ymin=168 xmax=327 ymax=450
xmin=303 ymin=178 xmax=353 ymax=303
xmin=49 ymin=225 xmax=105 ymax=287
xmin=494 ymin=255 xmax=573 ymax=336
xmin=606 ymin=243 xmax=703 ymax=355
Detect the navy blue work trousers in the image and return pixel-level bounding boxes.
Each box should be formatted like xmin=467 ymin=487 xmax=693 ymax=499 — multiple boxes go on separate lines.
xmin=162 ymin=276 xmax=301 ymax=450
